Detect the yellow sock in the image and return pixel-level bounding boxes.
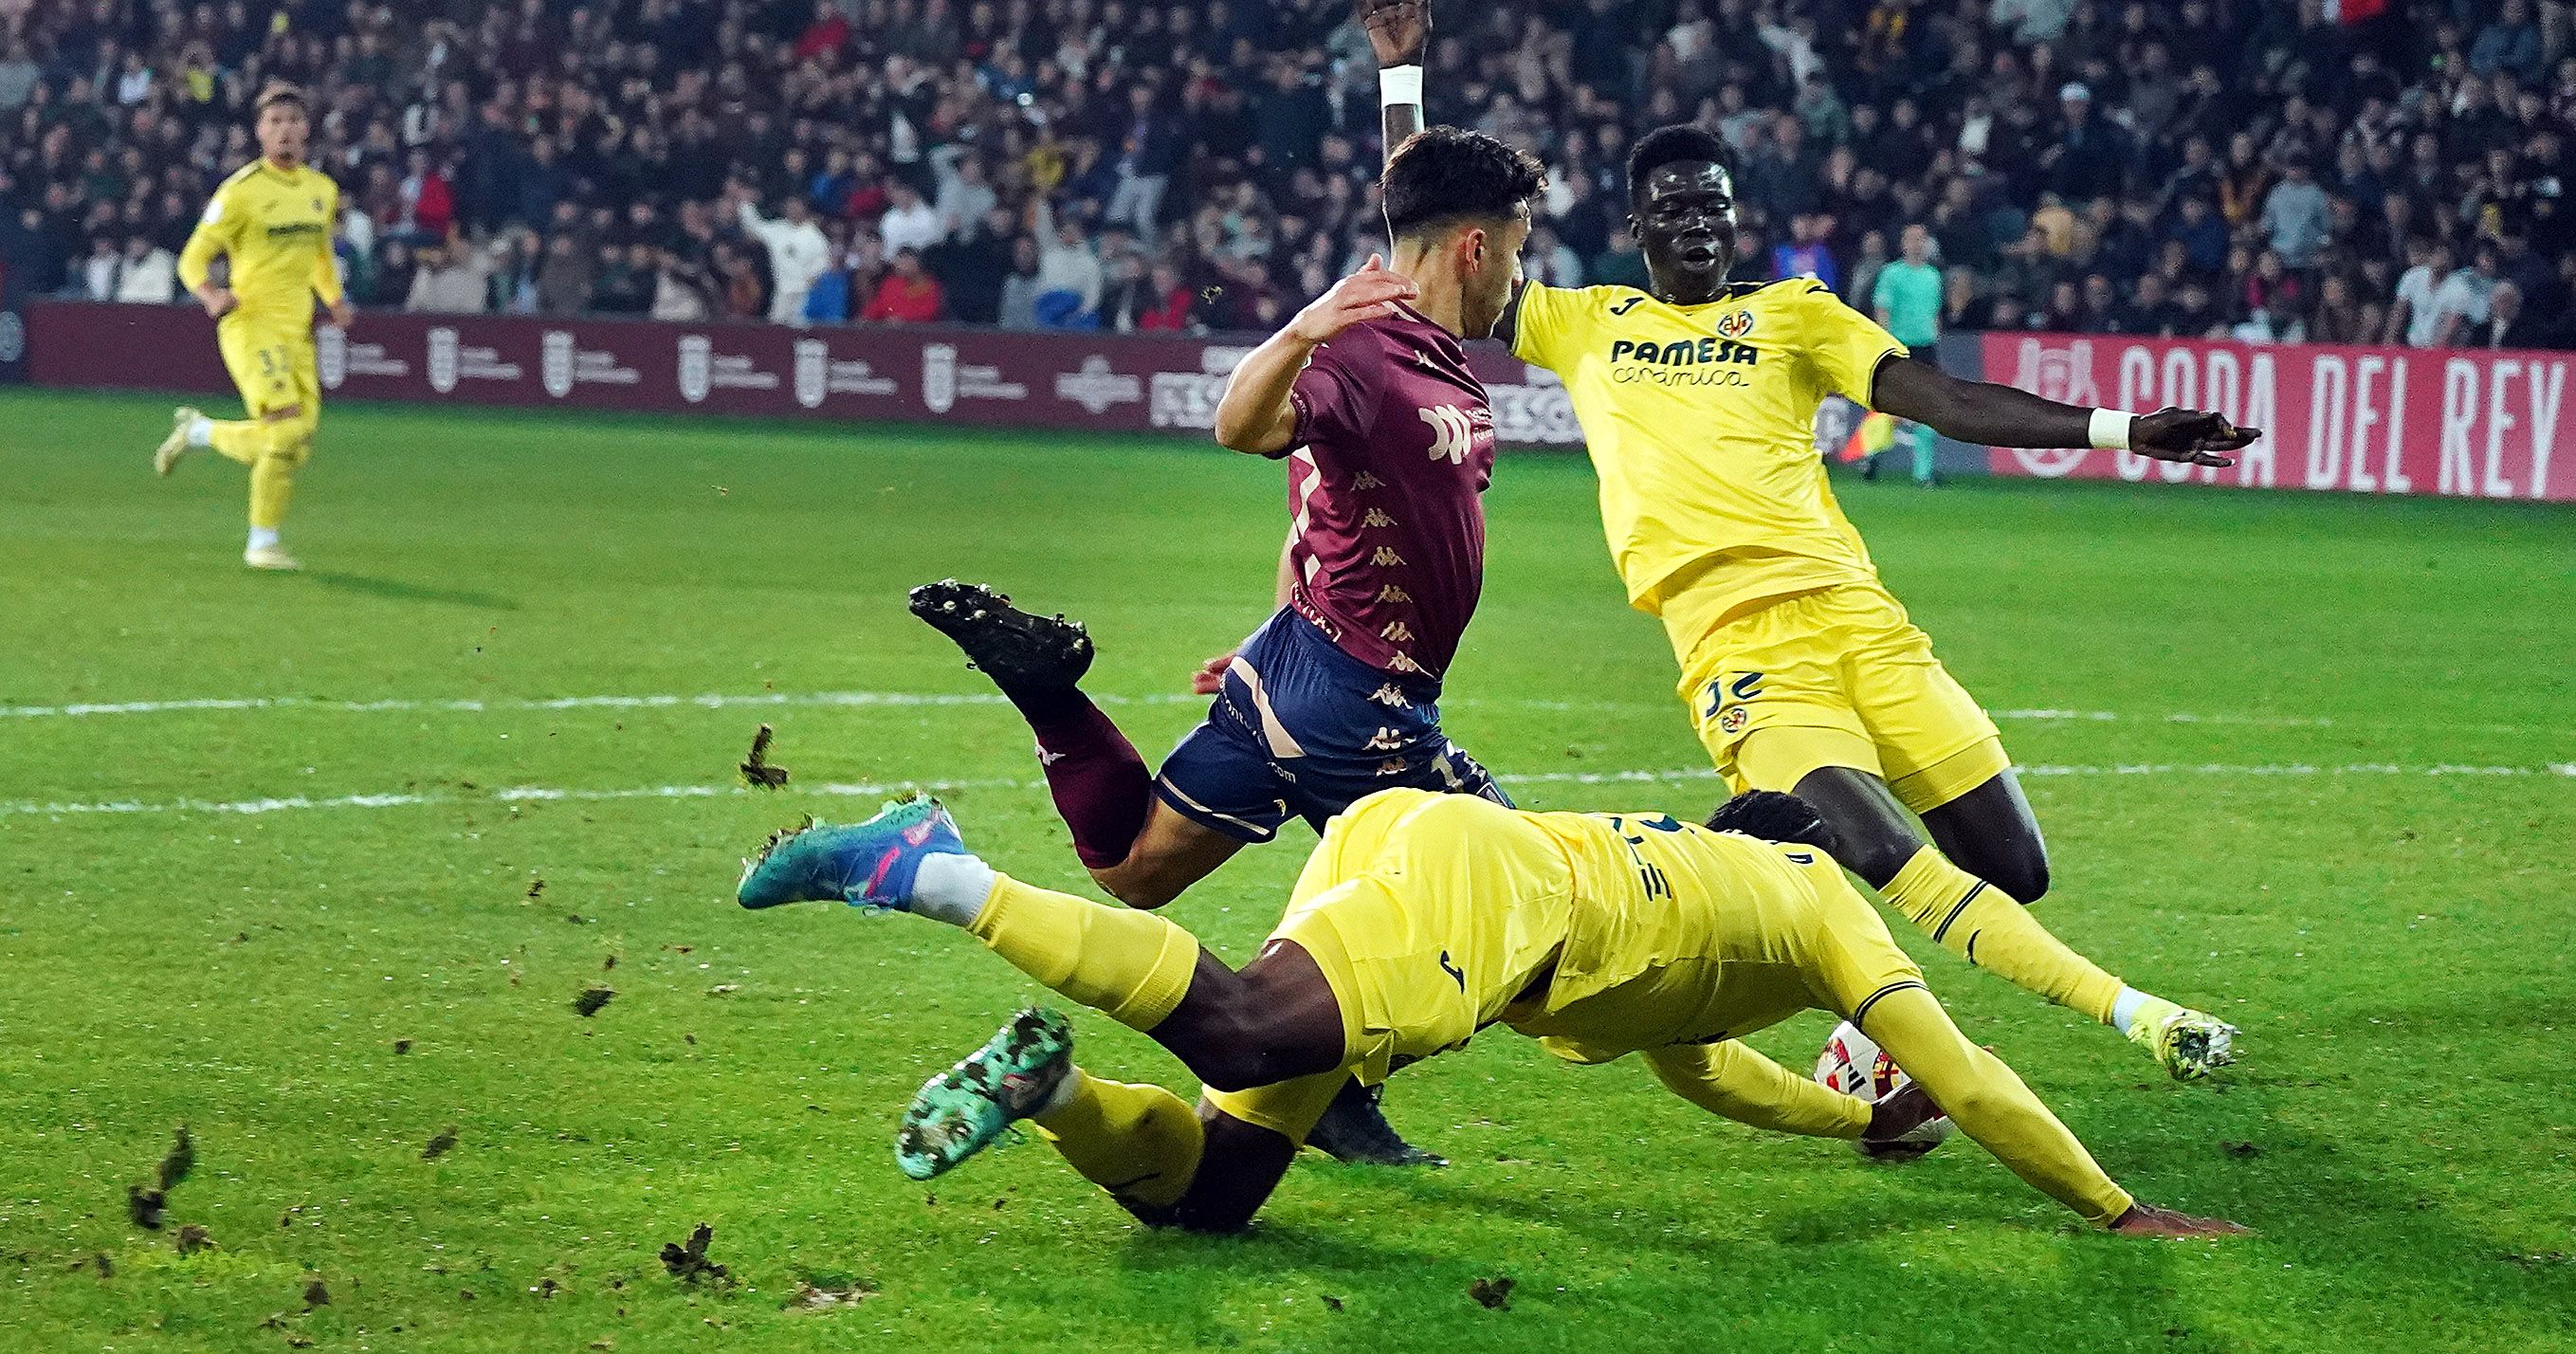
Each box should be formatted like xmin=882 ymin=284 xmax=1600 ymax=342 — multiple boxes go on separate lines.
xmin=248 ymin=449 xmax=299 ymax=531
xmin=206 ymin=419 xmax=265 ymax=466
xmin=1032 ymin=1070 xmax=1203 ymax=1211
xmin=967 ymin=874 xmax=1200 ymax=1031
xmin=1881 ymin=847 xmax=2123 ymax=1026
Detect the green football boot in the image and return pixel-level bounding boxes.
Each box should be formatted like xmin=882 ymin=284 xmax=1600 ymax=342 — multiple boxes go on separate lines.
xmin=895 ymin=1008 xmax=1075 ymax=1181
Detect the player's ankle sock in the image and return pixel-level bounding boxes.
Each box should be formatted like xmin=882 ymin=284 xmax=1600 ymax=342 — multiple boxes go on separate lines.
xmin=1025 ymin=696 xmax=1153 ymax=869
xmin=246 ymin=526 xmax=281 ymax=552
xmin=1881 ymin=847 xmax=2124 ymax=1026
xmin=968 ymin=873 xmax=1199 ymax=1031
xmin=909 ymin=851 xmax=998 ymax=926
xmin=206 ymin=420 xmax=263 ymax=465
xmin=185 ymin=414 xmax=214 ymax=448
xmin=1031 ymin=1069 xmax=1203 ymax=1211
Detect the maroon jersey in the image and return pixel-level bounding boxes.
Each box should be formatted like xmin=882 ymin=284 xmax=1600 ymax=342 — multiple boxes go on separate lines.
xmin=1282 ymin=304 xmax=1496 ymax=684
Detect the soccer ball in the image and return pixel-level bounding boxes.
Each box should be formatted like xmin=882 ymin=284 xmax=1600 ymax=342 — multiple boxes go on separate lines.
xmin=1815 ymin=1020 xmax=1955 ymax=1161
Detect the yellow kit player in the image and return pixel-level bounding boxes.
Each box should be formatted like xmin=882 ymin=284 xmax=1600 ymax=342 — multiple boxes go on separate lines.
xmin=736 ymin=787 xmax=2246 ymax=1237
xmin=1370 ymin=5 xmax=2256 ymax=1086
xmin=155 ymin=83 xmax=352 ymax=571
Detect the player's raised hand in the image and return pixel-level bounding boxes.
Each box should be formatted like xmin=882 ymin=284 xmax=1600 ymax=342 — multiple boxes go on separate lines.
xmin=1288 ymin=255 xmax=1419 ymax=345
xmin=2109 ymin=1202 xmax=2253 ymax=1237
xmin=1358 ymin=0 xmax=1431 ymax=65
xmin=326 ymin=299 xmax=355 ymax=329
xmin=2131 ymin=408 xmax=2260 ymax=467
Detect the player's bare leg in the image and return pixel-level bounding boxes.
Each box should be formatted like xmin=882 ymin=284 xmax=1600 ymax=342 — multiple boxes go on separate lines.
xmin=1788 ymin=761 xmax=2237 ymax=1080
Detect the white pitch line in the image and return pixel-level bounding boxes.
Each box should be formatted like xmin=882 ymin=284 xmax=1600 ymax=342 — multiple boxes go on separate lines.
xmin=7 ymin=762 xmax=2570 ymax=820
xmin=0 ymin=687 xmax=2559 ymax=739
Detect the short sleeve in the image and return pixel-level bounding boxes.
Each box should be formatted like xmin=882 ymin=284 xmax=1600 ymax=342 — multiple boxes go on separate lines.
xmin=1800 ymin=284 xmax=1908 ymax=408
xmin=1507 ymin=280 xmax=1576 ymax=371
xmin=1288 ymin=331 xmax=1379 ymax=452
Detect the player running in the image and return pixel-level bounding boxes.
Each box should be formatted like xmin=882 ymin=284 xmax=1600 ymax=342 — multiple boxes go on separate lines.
xmin=153 ymin=82 xmax=352 ymax=572
xmin=733 ymin=788 xmax=2247 ymax=1238
xmin=1366 ymin=2 xmax=2253 ymax=1080
xmin=906 ymin=124 xmax=1543 ymax=1163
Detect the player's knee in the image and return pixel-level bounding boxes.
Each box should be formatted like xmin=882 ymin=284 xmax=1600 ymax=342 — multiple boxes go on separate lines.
xmin=1836 ymin=830 xmax=1922 ymax=891
xmin=1989 ymin=851 xmax=2051 ymax=904
xmin=1187 ymin=1018 xmax=1320 ymax=1093
xmin=1091 ymin=862 xmax=1180 ymax=911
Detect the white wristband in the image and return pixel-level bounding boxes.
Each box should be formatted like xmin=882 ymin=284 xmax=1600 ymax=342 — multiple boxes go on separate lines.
xmin=1379 ymin=64 xmax=1423 ymax=107
xmin=2087 ymin=409 xmax=2133 ymax=451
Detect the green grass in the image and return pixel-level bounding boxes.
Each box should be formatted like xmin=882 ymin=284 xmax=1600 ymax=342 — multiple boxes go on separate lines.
xmin=3 ymin=387 xmax=2572 ymax=1353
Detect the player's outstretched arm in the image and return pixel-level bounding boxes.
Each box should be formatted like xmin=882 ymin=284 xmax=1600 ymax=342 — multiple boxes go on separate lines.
xmin=1871 ymin=356 xmax=2260 ymax=468
xmin=1359 ymin=0 xmax=1428 ymax=168
xmin=1211 ymin=255 xmax=1417 ymax=456
xmin=1857 ymin=984 xmax=2249 ymax=1235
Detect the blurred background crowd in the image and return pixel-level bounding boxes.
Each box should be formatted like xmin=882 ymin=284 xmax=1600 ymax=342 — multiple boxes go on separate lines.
xmin=2 ymin=0 xmax=2570 ymax=348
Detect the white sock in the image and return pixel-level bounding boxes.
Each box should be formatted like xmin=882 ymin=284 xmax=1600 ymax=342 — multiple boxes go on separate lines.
xmin=2110 ymin=986 xmax=2154 ymax=1034
xmin=909 ymin=851 xmax=997 ymax=927
xmin=185 ymin=415 xmax=213 ymax=448
xmin=1033 ymin=1065 xmax=1086 ymax=1117
xmin=247 ymin=526 xmax=281 ymax=552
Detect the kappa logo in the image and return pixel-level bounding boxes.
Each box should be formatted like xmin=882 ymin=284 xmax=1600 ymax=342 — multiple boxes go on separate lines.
xmin=2009 ymin=338 xmax=2101 ymax=477
xmin=1364 ymin=726 xmax=1404 ymax=752
xmin=315 ymin=323 xmax=345 ymax=389
xmin=541 ymin=330 xmax=575 ymax=398
xmin=1351 ymin=471 xmax=1385 ymax=489
xmin=426 ymin=326 xmax=459 ymax=393
xmin=1371 ymin=546 xmax=1406 ymax=567
xmin=795 ymin=338 xmax=828 ymax=409
xmin=1369 ymin=683 xmax=1411 ymax=709
xmin=923 ymin=342 xmax=959 ymax=413
xmin=1379 ymin=620 xmax=1414 ymax=643
xmin=676 ymin=334 xmax=712 ymax=404
xmin=1376 ymin=584 xmax=1411 ymax=604
xmin=1715 ymin=309 xmax=1756 ymax=338
xmin=1418 ymin=403 xmax=1473 ymax=465
xmin=1361 ymin=507 xmax=1397 ymax=528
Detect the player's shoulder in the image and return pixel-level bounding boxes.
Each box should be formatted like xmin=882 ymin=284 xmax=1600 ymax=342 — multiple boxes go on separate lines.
xmin=214 ymin=160 xmax=265 ymax=194
xmin=1738 ymin=276 xmax=1846 ymax=312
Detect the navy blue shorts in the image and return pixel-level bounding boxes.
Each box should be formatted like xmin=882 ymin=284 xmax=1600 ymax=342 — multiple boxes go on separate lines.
xmin=1155 ymin=611 xmax=1510 ymax=844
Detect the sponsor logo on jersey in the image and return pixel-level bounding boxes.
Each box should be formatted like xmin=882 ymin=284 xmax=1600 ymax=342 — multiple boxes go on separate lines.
xmin=1608 ymin=337 xmax=1759 ymax=367
xmin=1418 ymin=403 xmax=1474 ymax=464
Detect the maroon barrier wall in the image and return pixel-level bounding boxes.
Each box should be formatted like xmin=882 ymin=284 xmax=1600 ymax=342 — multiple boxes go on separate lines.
xmin=22 ymin=302 xmax=1588 ymax=447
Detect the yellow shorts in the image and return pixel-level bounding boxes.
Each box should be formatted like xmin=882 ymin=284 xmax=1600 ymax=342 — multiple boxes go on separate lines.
xmin=1680 ymin=582 xmax=2006 ymax=814
xmin=217 ymin=314 xmax=320 ymax=424
xmin=1201 ymin=790 xmax=1575 ymax=1142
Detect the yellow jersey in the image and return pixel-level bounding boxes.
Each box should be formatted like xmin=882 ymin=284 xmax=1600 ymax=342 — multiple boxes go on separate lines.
xmin=177 ymin=159 xmax=342 ymax=321
xmin=1510 ymin=278 xmax=1905 ymax=666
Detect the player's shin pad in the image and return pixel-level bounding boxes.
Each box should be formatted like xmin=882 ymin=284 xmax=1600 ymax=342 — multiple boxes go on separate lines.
xmin=968 ymin=875 xmax=1200 ymax=1031
xmin=1882 ymin=848 xmax=2122 ymax=1026
xmin=1032 ymin=1070 xmax=1203 ymax=1211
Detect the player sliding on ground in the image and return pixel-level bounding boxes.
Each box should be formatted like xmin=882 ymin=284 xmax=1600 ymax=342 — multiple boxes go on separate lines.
xmin=904 ymin=123 xmax=1545 ymax=1164
xmin=1367 ymin=0 xmax=2257 ymax=1079
xmin=735 ymin=788 xmax=2246 ymax=1237
xmin=152 ymin=83 xmax=352 ymax=572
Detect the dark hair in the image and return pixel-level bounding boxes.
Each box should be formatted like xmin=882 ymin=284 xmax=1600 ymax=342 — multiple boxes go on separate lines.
xmin=1382 ymin=126 xmax=1544 ymax=242
xmin=1627 ymin=124 xmax=1737 ymax=207
xmin=1704 ymin=790 xmax=1841 ymax=854
xmin=255 ymin=82 xmax=308 ymax=114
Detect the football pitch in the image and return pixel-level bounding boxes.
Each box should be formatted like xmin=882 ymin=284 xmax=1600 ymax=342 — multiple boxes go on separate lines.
xmin=5 ymin=388 xmax=2572 ymax=1352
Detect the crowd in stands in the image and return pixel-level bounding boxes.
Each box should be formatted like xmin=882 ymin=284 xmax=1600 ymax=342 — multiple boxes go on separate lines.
xmin=2 ymin=0 xmax=2570 ymax=351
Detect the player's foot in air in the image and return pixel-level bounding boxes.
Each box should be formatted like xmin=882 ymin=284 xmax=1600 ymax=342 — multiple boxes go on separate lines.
xmin=737 ymin=796 xmax=967 ymax=909
xmin=243 ymin=543 xmax=301 ymax=571
xmin=155 ymin=407 xmax=200 ymax=477
xmin=908 ymin=579 xmax=1094 ymax=692
xmin=1305 ymin=1078 xmax=1448 ymax=1167
xmin=896 ymin=1007 xmax=1075 ymax=1180
xmin=2128 ymin=999 xmax=2238 ymax=1080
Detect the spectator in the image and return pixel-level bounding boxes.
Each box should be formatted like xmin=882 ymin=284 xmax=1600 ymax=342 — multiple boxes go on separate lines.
xmin=2258 ymin=159 xmax=2332 ymax=270
xmin=79 ymin=234 xmax=119 ymax=301
xmin=406 ymin=238 xmax=495 ymax=315
xmin=112 ymin=233 xmax=175 ymax=303
xmin=735 ymin=186 xmax=831 ymax=325
xmin=1771 ymin=211 xmax=1839 ymax=287
xmin=2471 ymin=0 xmax=2546 ymax=83
xmin=879 ymin=180 xmax=945 ymax=255
xmin=996 ymin=234 xmax=1044 ymax=332
xmin=861 ymin=247 xmax=943 ymax=323
xmin=2386 ymin=239 xmax=2452 ymax=348
xmin=2472 ymin=283 xmax=2542 ymax=348
xmin=538 ymin=232 xmax=591 ymax=316
xmin=1132 ymin=262 xmax=1195 ymax=332
xmin=2430 ymin=245 xmax=2505 ymax=347
xmin=649 ymin=247 xmax=714 ymax=323
xmin=365 ymin=239 xmax=418 ymax=310
xmin=591 ymin=243 xmax=654 ymax=316
xmin=1033 ymin=198 xmax=1103 ymax=320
